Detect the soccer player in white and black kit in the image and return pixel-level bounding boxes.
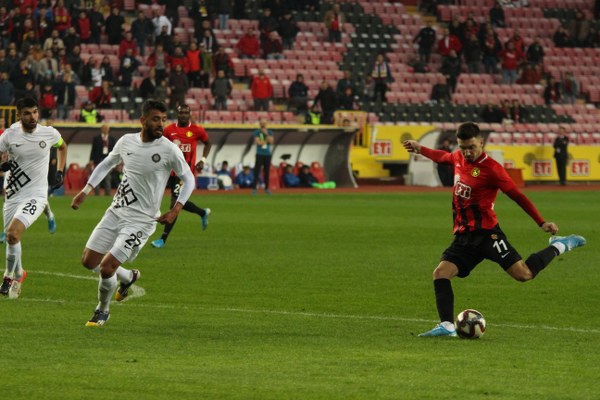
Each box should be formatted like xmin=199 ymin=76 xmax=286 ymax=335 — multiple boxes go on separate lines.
xmin=403 ymin=122 xmax=586 ymax=337
xmin=71 ymin=100 xmax=195 ymax=327
xmin=0 ymin=97 xmax=67 ymax=298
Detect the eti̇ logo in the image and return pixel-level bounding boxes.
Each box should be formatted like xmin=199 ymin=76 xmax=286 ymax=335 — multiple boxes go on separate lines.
xmin=454 ymin=182 xmax=472 ymax=199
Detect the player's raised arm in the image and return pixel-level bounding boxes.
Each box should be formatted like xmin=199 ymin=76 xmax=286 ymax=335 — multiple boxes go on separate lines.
xmin=403 ymin=140 xmax=422 ymax=154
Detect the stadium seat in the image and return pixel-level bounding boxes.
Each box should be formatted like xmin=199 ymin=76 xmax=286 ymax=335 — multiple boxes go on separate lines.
xmin=65 ymin=163 xmax=88 ymax=191
xmin=310 ymin=161 xmax=326 ymax=183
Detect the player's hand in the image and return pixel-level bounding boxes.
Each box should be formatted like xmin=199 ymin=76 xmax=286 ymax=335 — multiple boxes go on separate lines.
xmin=403 ymin=140 xmax=422 ymax=154
xmin=194 ymin=161 xmax=204 ymax=172
xmin=71 ymin=191 xmax=87 ymax=210
xmin=156 ymin=209 xmax=179 ymax=225
xmin=52 ymin=170 xmax=64 ymax=190
xmin=541 ymin=221 xmax=558 ymax=235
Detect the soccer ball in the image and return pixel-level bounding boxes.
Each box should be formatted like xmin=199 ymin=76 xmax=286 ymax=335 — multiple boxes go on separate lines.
xmin=455 ymin=309 xmax=486 ymax=339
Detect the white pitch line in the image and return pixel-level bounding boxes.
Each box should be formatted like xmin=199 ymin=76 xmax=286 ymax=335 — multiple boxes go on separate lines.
xmin=28 ymin=270 xmax=145 ymax=301
xmin=21 ymin=271 xmax=600 ymax=335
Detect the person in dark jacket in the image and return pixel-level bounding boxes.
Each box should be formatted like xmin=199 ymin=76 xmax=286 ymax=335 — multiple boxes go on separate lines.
xmin=288 ymin=74 xmax=308 ymax=114
xmin=413 ymin=21 xmax=436 ymax=64
xmin=312 ymin=80 xmax=337 ymax=124
xmin=89 ymin=124 xmax=116 ymax=195
xmin=553 ymin=127 xmax=569 ymax=186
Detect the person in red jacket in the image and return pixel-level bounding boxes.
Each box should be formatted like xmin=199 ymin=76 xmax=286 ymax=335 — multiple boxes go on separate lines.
xmin=77 ymin=10 xmax=91 ymax=43
xmin=236 ymin=27 xmax=260 ymax=59
xmin=250 ymin=69 xmax=273 ymax=111
xmin=186 ymin=41 xmax=202 ymax=87
xmin=168 ymin=46 xmax=189 ymax=74
xmin=53 ymin=0 xmax=71 ymax=37
xmin=89 ymin=80 xmax=112 ymax=109
xmin=437 ymin=27 xmax=461 ymax=58
xmin=499 ymin=41 xmax=521 ymax=85
xmin=118 ymin=31 xmax=138 ymax=58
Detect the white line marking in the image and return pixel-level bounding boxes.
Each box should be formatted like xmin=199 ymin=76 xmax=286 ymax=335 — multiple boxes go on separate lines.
xmin=21 ymin=271 xmax=600 ymax=334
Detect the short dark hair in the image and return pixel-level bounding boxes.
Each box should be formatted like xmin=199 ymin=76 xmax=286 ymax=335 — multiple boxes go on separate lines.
xmin=16 ymin=97 xmax=38 ymax=112
xmin=456 ymin=122 xmax=480 ymax=140
xmin=177 ymin=104 xmax=190 ymax=112
xmin=142 ymin=99 xmax=167 ymax=116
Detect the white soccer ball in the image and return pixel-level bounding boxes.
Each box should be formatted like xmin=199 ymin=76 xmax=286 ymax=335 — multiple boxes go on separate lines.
xmin=455 ymin=309 xmax=486 ymax=339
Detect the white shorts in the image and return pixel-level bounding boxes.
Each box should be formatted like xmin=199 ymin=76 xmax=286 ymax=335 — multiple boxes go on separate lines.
xmin=85 ymin=208 xmax=157 ymax=264
xmin=3 ymin=197 xmax=48 ymax=231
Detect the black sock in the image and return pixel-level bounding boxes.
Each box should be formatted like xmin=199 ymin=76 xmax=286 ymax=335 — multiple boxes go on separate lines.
xmin=160 ymin=218 xmax=178 ymax=242
xmin=434 ymin=278 xmax=454 ymax=323
xmin=183 ymin=201 xmax=204 ymax=216
xmin=525 ymin=246 xmax=557 ymax=278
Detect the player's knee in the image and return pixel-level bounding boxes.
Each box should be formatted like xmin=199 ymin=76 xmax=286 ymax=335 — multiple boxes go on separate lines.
xmin=6 ymin=230 xmax=20 ymax=245
xmin=511 ymin=267 xmax=533 ymax=282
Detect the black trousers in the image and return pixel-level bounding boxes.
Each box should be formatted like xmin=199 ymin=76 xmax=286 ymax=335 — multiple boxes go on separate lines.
xmin=252 ymin=154 xmax=272 ymax=189
xmin=555 ymin=157 xmax=567 ymax=185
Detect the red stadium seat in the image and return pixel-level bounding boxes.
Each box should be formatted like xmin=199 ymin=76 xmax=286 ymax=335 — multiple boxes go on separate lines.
xmin=65 ymin=163 xmax=88 ymax=191
xmin=310 ymin=161 xmax=325 ymax=183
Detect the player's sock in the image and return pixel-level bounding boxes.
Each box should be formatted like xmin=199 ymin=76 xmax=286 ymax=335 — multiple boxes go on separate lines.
xmin=44 ymin=205 xmax=54 ymax=220
xmin=160 ymin=219 xmax=177 ymax=242
xmin=183 ymin=201 xmax=204 ymax=216
xmin=525 ymin=246 xmax=557 ymax=278
xmin=550 ymin=241 xmax=566 ymax=255
xmin=5 ymin=242 xmax=21 ymax=278
xmin=116 ymin=266 xmax=133 ymax=283
xmin=434 ymin=278 xmax=454 ymax=323
xmin=97 ymin=274 xmax=117 ymax=312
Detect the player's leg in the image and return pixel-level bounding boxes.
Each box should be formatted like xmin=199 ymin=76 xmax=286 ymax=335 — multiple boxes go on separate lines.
xmin=152 ymin=177 xmax=178 ymax=248
xmin=251 ymin=155 xmax=262 ymax=194
xmin=263 ymin=156 xmax=272 ymax=194
xmin=419 ymin=260 xmax=460 ymax=337
xmin=86 ymin=252 xmax=120 ymax=327
xmin=44 ymin=203 xmax=56 ymax=234
xmin=182 ymin=201 xmax=211 ymax=231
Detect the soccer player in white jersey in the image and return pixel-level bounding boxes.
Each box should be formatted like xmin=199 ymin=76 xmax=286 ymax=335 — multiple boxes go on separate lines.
xmin=0 ymin=97 xmax=67 ymax=298
xmin=71 ymin=100 xmax=195 ymax=327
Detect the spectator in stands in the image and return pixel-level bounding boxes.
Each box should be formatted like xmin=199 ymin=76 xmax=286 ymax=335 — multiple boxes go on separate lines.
xmin=251 ymin=69 xmax=273 ymax=111
xmin=338 ymin=86 xmax=358 ymax=111
xmin=39 ymin=81 xmax=56 ymax=119
xmin=0 ymin=7 xmax=11 ymax=50
xmin=152 ymin=8 xmax=172 ymax=37
xmin=0 ymin=71 xmax=15 ymax=106
xmin=37 ymin=49 xmax=59 ymax=82
xmin=14 ymin=80 xmax=36 ymax=102
xmin=262 ymin=31 xmax=284 ymax=60
xmin=211 ymin=69 xmax=232 ymax=111
xmin=168 ymin=46 xmax=189 ymax=73
xmin=216 ymin=0 xmax=233 ymax=30
xmin=499 ymin=41 xmax=520 ymax=85
xmin=118 ymin=31 xmax=138 ymax=59
xmin=154 ymin=79 xmax=169 ymax=103
xmin=288 ymin=73 xmax=309 ymax=115
xmin=553 ymin=126 xmax=569 ymax=186
xmin=312 ymin=80 xmax=336 ymax=124
xmin=371 ymin=53 xmax=393 ymax=103
xmin=89 ymin=123 xmax=116 ymax=195
xmin=235 ymin=165 xmax=254 ymax=189
xmin=77 ymin=11 xmax=91 ymax=44
xmin=481 ymin=101 xmax=504 ymax=123
xmin=198 ymin=43 xmax=213 ymax=88
xmin=53 ymin=0 xmax=71 ymax=38
xmin=100 ymin=55 xmax=115 ymax=84
xmin=251 ymin=118 xmax=274 ymax=195
xmin=489 ymin=0 xmax=506 ymax=28
xmin=42 ymin=30 xmax=64 ymax=52
xmin=0 ymin=49 xmax=11 ymax=75
xmin=213 ymin=45 xmax=233 ymax=77
xmin=190 ymin=0 xmax=214 ymax=32
xmin=186 ymin=41 xmax=202 ymax=87
xmin=567 ymin=9 xmax=592 ymax=47
xmin=119 ymin=48 xmax=141 ymax=88
xmin=55 ymin=66 xmax=76 ymax=120
xmin=482 ymin=31 xmax=500 ymax=75
xmin=526 ymin=37 xmax=544 ymax=66
xmin=517 ymin=63 xmax=541 ymax=84
xmin=258 ymin=8 xmax=279 ymax=45
xmin=139 ymin=67 xmax=157 ymax=100
xmin=440 ymin=50 xmax=461 ymax=92
xmin=298 ymin=165 xmax=318 ymax=188
xmin=162 ymin=0 xmax=183 ymax=29
xmin=63 ymin=26 xmax=81 ymax=54
xmin=448 ymin=15 xmax=464 ymax=45
xmin=430 ymin=75 xmax=451 ymax=104
xmin=10 ymin=58 xmax=34 ymax=96
xmin=544 ymin=76 xmax=562 ymax=105
xmin=437 ymin=27 xmax=461 ymax=58
xmin=88 ymin=3 xmax=104 ymax=45
xmin=105 ymin=6 xmax=124 ymax=45
xmin=217 ymin=161 xmax=231 ymax=177
xmin=324 ymin=3 xmax=344 ymax=43
xmin=336 ymin=70 xmax=355 ymax=97
xmin=79 ymin=100 xmax=103 ymax=123
xmin=362 ymin=75 xmax=375 ymax=102
xmin=278 ymin=11 xmax=299 ymax=50
xmin=199 ymin=24 xmax=218 ymax=54
xmin=81 ymin=56 xmax=103 ymax=88
xmin=131 ymin=11 xmax=153 ymax=57
xmin=282 ymin=164 xmax=300 ymax=187
xmin=169 ymin=64 xmax=189 ymax=109
xmin=155 ymin=25 xmax=175 ymax=55
xmin=89 ymin=80 xmax=112 ymax=109
xmin=236 ymin=27 xmax=261 ymax=59
xmin=553 ymin=25 xmax=570 ymax=48
xmin=147 ymin=44 xmax=169 ymax=82
xmin=413 ymin=21 xmax=437 ymax=64
xmin=561 ymin=71 xmax=579 ymax=104
xmin=463 ymin=33 xmax=481 ymax=73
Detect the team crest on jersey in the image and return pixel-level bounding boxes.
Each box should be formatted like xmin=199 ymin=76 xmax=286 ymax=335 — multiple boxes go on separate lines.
xmin=491 ymin=234 xmax=498 ymax=240
xmin=186 ymin=131 xmax=193 ymax=138
xmin=152 ymin=153 xmax=161 ymax=163
xmin=39 ymin=141 xmax=46 ymax=148
xmin=471 ymin=167 xmax=480 ymax=177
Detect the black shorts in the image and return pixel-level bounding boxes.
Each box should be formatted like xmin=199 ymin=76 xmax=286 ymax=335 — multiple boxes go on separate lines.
xmin=441 ymin=225 xmax=522 ymax=278
xmin=168 ymin=175 xmax=182 ymax=198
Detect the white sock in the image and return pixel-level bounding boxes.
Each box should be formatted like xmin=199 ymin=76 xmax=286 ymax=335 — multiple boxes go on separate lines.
xmin=551 ymin=242 xmax=566 ymax=255
xmin=97 ymin=275 xmax=117 ymax=312
xmin=116 ymin=266 xmax=133 ymax=283
xmin=45 ymin=205 xmax=54 ymax=220
xmin=88 ymin=265 xmax=101 ymax=275
xmin=441 ymin=321 xmax=456 ymax=331
xmin=5 ymin=242 xmax=21 ymax=278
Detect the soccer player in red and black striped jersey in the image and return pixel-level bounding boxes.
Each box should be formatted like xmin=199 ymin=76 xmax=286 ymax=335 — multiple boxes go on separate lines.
xmin=151 ymin=104 xmax=212 ymax=249
xmin=403 ymin=122 xmax=586 ymax=337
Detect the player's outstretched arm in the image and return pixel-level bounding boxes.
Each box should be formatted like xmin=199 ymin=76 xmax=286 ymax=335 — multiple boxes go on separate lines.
xmin=156 ymin=202 xmax=183 ymax=225
xmin=403 ymin=140 xmax=422 ymax=154
xmin=71 ymin=185 xmax=92 ymax=210
xmin=540 ymin=221 xmax=559 ymax=235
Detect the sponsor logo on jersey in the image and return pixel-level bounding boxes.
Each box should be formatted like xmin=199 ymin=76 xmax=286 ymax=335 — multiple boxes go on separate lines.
xmin=471 ymin=167 xmax=480 ymax=177
xmin=152 ymin=153 xmax=161 ymax=163
xmin=454 ymin=182 xmax=472 ymax=199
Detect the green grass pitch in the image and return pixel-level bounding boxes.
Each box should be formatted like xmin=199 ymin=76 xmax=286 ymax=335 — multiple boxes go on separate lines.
xmin=1 ymin=189 xmax=598 ymax=399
